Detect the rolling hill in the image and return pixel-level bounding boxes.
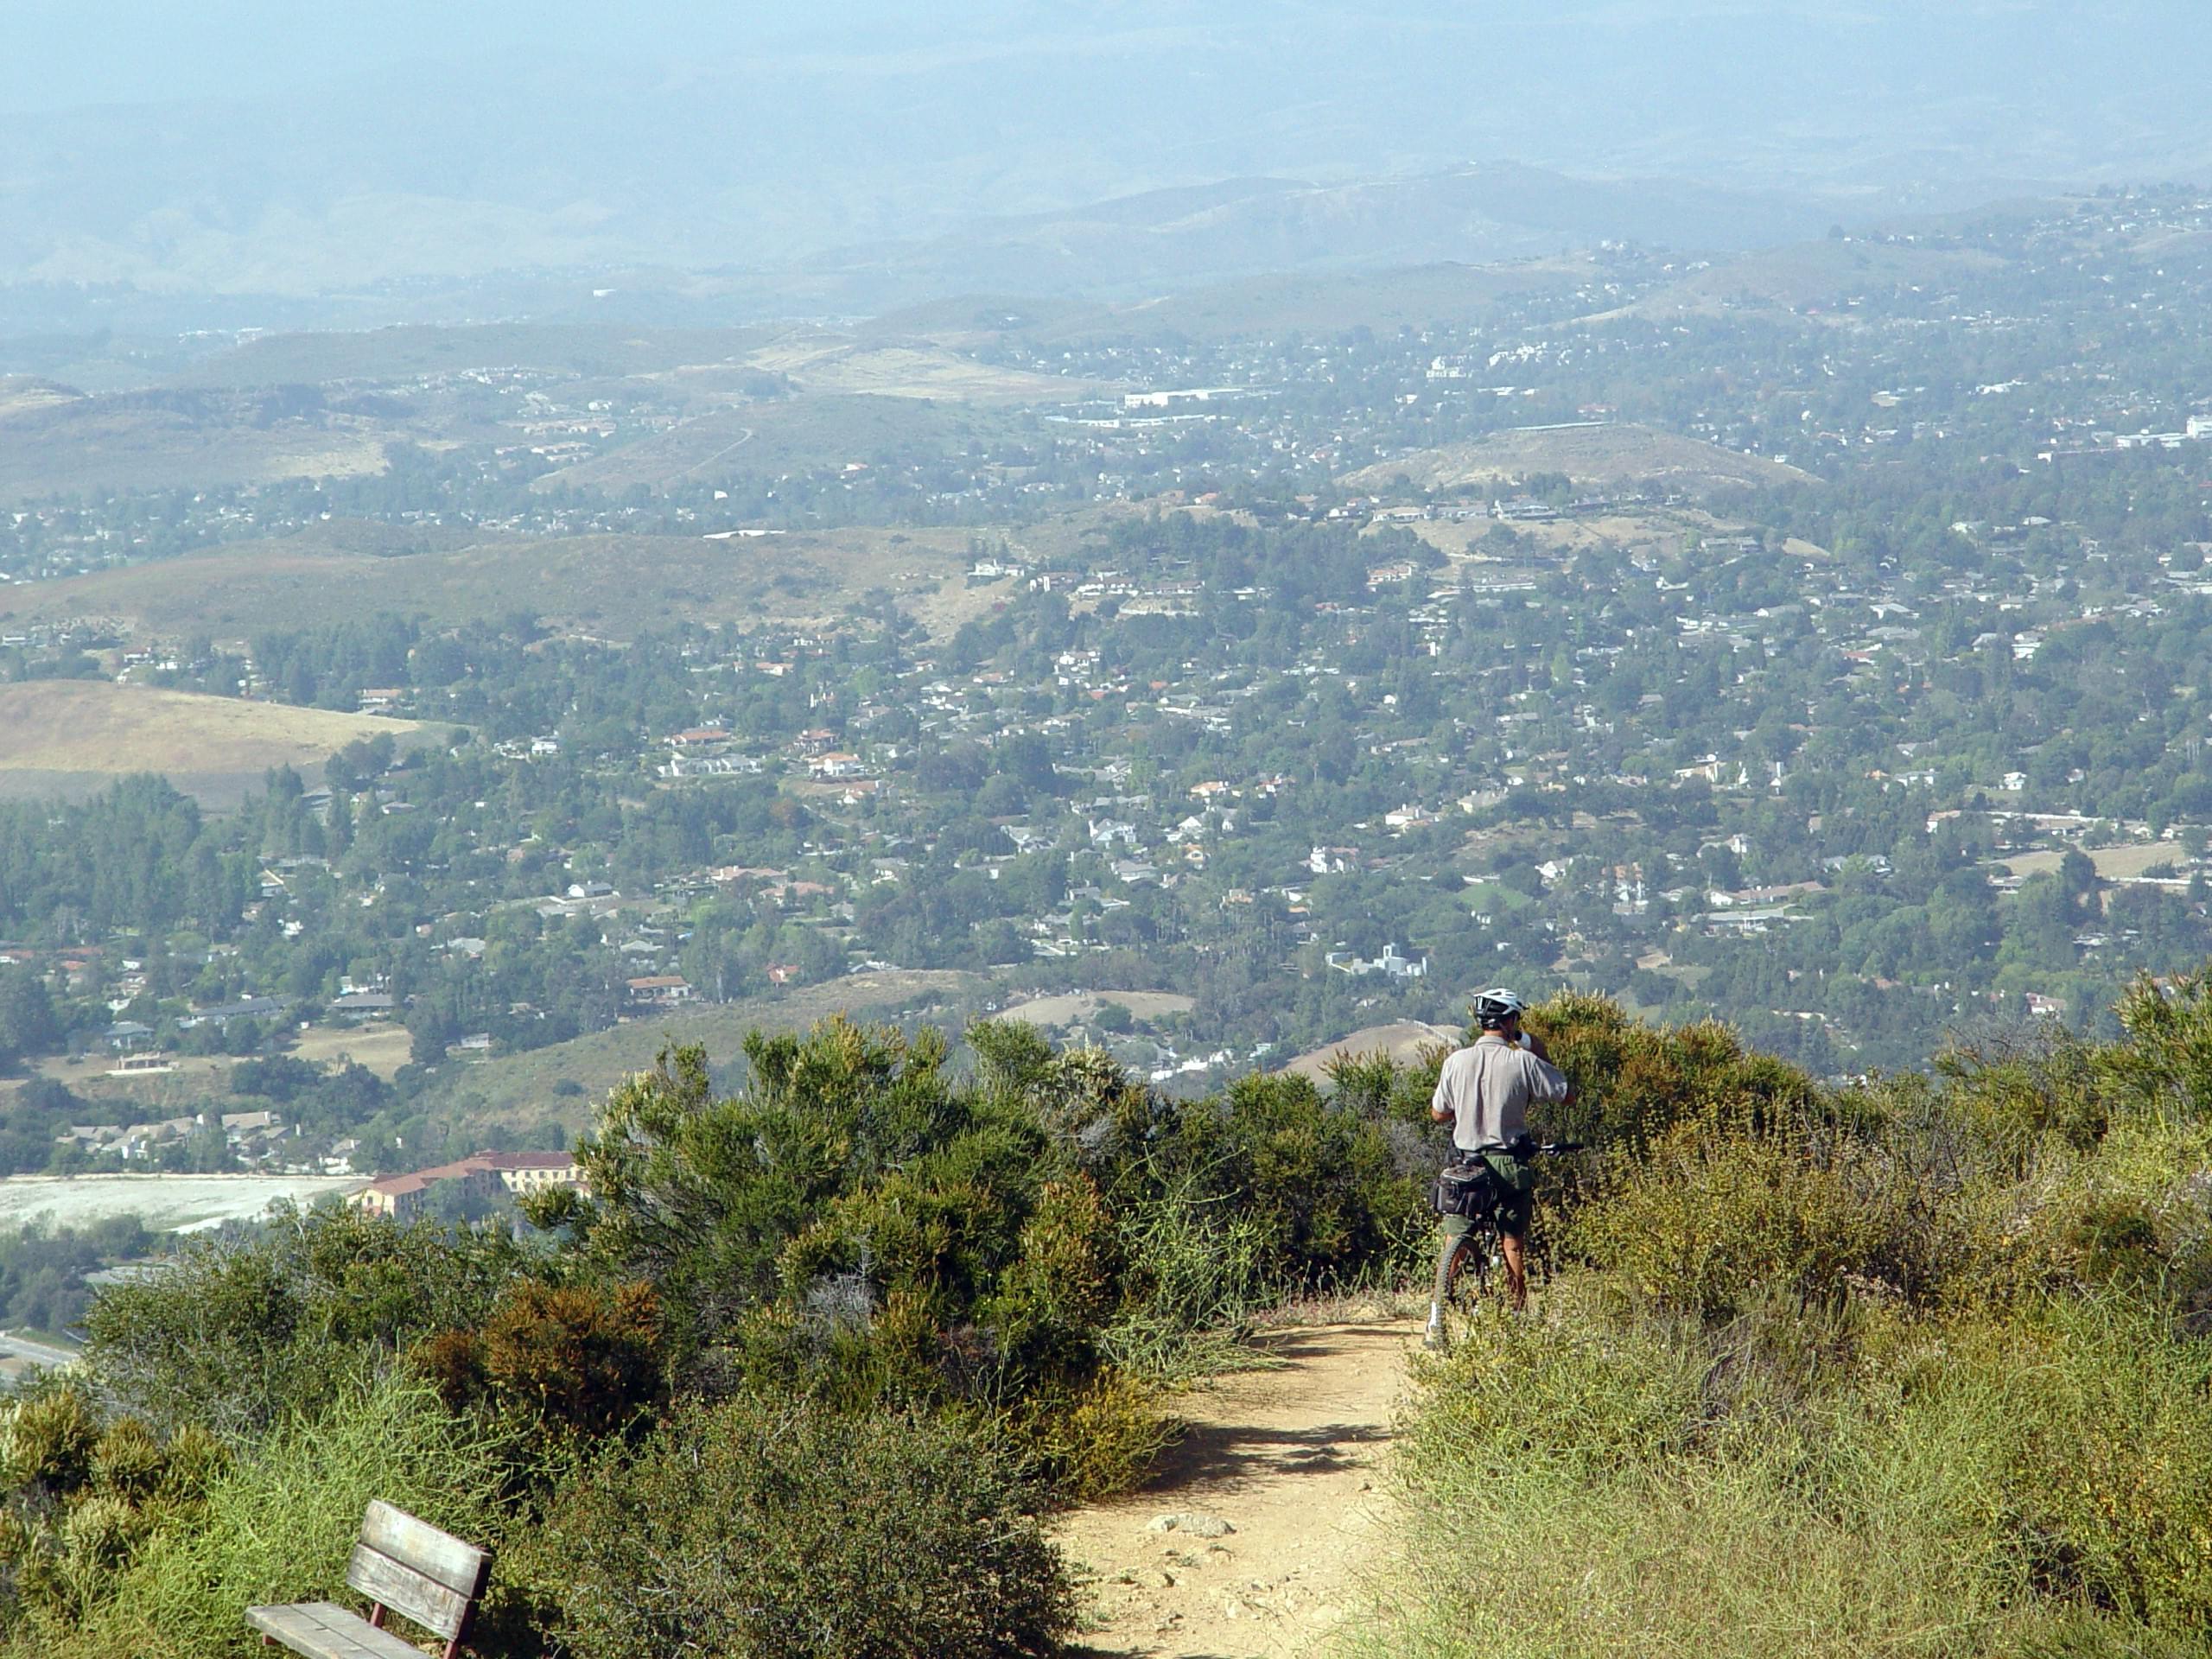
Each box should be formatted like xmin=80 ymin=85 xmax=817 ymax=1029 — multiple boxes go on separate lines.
xmin=1283 ymin=1021 xmax=1463 ymax=1083
xmin=168 ymin=324 xmax=783 ymax=390
xmin=1605 ymin=238 xmax=2015 ymax=322
xmin=423 ymin=969 xmax=990 ymax=1131
xmin=531 ymin=392 xmax=1021 ymax=496
xmin=0 ymin=523 xmax=999 ymax=643
xmin=0 ymin=386 xmax=392 ymax=501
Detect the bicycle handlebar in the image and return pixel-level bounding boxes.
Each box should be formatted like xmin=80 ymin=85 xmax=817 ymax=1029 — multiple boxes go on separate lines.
xmin=1452 ymin=1139 xmax=1589 ymax=1160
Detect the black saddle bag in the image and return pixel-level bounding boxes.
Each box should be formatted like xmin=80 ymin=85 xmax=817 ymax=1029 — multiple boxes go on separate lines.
xmin=1431 ymin=1158 xmax=1498 ymax=1219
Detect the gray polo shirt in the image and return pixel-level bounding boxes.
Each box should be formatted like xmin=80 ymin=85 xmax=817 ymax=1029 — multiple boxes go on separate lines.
xmin=1432 ymin=1035 xmax=1571 ymax=1153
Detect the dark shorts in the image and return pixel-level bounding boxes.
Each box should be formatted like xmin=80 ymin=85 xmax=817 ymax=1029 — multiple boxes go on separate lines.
xmin=1440 ymin=1155 xmax=1533 ymax=1238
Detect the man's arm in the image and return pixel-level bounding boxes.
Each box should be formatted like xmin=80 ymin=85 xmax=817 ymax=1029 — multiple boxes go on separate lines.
xmin=1526 ymin=1050 xmax=1576 ymax=1109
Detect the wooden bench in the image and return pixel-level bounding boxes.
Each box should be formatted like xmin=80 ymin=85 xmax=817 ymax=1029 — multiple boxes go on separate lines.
xmin=246 ymin=1500 xmax=492 ymax=1659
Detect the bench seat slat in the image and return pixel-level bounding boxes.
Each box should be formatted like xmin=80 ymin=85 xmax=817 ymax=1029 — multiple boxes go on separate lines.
xmin=245 ymin=1601 xmax=427 ymax=1659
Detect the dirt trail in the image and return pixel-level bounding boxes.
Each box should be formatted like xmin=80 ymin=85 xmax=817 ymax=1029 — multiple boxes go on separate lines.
xmin=1057 ymin=1321 xmax=1417 ymax=1658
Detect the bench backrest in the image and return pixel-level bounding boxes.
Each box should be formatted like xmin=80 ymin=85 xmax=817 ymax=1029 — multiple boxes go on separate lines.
xmin=344 ymin=1500 xmax=491 ymax=1648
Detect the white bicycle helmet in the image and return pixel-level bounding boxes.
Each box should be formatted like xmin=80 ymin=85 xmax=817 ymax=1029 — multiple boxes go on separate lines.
xmin=1472 ymin=987 xmax=1527 ymax=1029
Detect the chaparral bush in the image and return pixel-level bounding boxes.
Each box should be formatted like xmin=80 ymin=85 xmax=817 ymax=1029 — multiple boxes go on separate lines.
xmin=518 ymin=1391 xmax=1070 ymax=1659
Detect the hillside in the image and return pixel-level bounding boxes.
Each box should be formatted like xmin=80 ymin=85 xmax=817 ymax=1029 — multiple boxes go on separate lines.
xmin=786 ymin=166 xmax=1834 ymax=310
xmin=0 ymin=378 xmax=86 ymax=418
xmin=420 ymin=969 xmax=990 ymax=1132
xmin=1283 ymin=1021 xmax=1462 ymax=1082
xmin=1342 ymin=422 xmax=1811 ymax=496
xmin=1611 ymin=238 xmax=2013 ymax=322
xmin=875 ymin=257 xmax=1610 ymax=349
xmin=531 ymin=392 xmax=1019 ymax=496
xmin=735 ymin=335 xmax=1097 ymax=404
xmin=0 ymin=682 xmax=429 ymax=804
xmin=0 ymin=523 xmax=1000 ymax=642
xmin=0 ymin=389 xmax=391 ymax=500
xmin=169 ymin=324 xmax=782 ymax=390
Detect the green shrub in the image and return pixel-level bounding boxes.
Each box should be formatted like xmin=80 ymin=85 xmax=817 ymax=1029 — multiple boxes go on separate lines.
xmin=1010 ymin=1367 xmax=1177 ymax=1501
xmin=1569 ymin=1120 xmax=1879 ymax=1320
xmin=1098 ymin=1185 xmax=1269 ymax=1380
xmin=1527 ymin=995 xmax=1821 ymax=1153
xmin=1943 ymin=1300 xmax=2212 ymax=1626
xmin=80 ymin=1209 xmax=535 ymax=1438
xmin=554 ymin=1023 xmax=1427 ymax=1494
xmin=1148 ymin=1071 xmax=1430 ymax=1287
xmin=413 ymin=1278 xmax=664 ymax=1440
xmin=520 ymin=1393 xmax=1071 ymax=1659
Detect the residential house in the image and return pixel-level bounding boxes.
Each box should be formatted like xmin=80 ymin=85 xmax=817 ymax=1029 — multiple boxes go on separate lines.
xmin=351 ymin=1149 xmax=589 ymax=1224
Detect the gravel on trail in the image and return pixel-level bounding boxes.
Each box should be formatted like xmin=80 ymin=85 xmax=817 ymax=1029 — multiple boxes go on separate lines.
xmin=1055 ymin=1320 xmax=1414 ymax=1659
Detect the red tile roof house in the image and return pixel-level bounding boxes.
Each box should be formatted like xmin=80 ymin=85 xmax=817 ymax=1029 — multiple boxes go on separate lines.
xmin=351 ymin=1151 xmax=585 ymax=1223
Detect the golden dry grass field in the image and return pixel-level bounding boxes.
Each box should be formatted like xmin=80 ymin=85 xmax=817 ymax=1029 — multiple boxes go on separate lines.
xmin=0 ymin=682 xmax=429 ymax=804
xmin=288 ymin=1022 xmax=414 ymax=1079
xmin=1282 ymin=1020 xmax=1463 ymax=1082
xmin=2001 ymin=842 xmax=2183 ymax=881
xmin=995 ymin=990 xmax=1195 ymax=1027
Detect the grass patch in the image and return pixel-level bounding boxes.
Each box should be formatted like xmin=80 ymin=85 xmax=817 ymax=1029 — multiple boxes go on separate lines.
xmin=1368 ymin=1288 xmax=2212 ymax=1659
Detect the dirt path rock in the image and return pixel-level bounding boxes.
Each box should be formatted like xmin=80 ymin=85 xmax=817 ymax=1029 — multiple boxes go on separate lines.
xmin=1057 ymin=1320 xmax=1416 ymax=1658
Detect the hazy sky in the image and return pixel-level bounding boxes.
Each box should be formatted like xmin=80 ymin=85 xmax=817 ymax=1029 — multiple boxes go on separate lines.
xmin=19 ymin=1 xmax=2208 ymax=114
xmin=14 ymin=1 xmax=982 ymax=109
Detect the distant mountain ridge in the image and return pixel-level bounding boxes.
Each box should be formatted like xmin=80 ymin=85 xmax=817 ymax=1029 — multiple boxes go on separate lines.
xmin=785 ymin=166 xmax=1840 ymax=307
xmin=5 ymin=2 xmax=2211 ymax=323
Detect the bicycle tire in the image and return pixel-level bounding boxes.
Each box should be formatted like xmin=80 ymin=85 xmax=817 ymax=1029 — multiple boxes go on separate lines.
xmin=1444 ymin=1226 xmax=1494 ymax=1314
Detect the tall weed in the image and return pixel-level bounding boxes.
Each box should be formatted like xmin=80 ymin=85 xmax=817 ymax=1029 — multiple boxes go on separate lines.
xmin=23 ymin=1377 xmax=509 ymax=1659
xmin=1376 ymin=1285 xmax=2212 ymax=1657
xmin=1099 ymin=1186 xmax=1269 ymax=1381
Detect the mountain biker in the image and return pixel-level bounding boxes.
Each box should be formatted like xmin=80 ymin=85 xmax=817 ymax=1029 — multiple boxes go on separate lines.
xmin=1425 ymin=988 xmax=1574 ymax=1347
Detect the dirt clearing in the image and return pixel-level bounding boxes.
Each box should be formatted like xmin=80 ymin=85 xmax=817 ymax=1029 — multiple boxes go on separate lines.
xmin=2001 ymin=842 xmax=2182 ymax=881
xmin=999 ymin=991 xmax=1196 ymax=1028
xmin=1058 ymin=1321 xmax=1414 ymax=1658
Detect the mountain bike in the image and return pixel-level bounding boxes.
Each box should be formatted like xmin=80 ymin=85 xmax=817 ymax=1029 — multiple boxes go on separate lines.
xmin=1433 ymin=1140 xmax=1586 ymax=1322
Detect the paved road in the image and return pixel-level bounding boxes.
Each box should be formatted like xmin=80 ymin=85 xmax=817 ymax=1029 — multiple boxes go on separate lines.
xmin=0 ymin=1330 xmax=82 ymax=1370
